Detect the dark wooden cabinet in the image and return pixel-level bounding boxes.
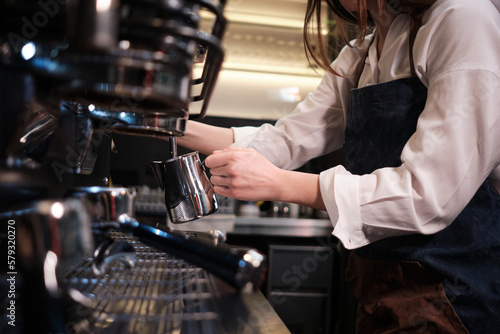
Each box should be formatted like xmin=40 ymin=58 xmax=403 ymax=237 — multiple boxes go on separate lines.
xmin=267 ymin=245 xmax=334 ymax=334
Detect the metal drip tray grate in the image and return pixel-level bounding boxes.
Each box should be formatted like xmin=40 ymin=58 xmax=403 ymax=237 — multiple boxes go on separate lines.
xmin=61 ymin=232 xmax=224 ymax=334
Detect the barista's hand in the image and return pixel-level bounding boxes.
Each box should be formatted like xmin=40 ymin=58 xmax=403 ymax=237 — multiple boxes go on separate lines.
xmin=205 ymin=146 xmax=282 ymax=201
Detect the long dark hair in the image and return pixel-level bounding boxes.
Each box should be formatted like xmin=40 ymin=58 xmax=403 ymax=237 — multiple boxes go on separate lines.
xmin=304 ymin=0 xmax=437 ymax=75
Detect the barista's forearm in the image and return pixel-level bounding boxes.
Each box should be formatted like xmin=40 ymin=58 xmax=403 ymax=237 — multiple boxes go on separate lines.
xmin=276 ymin=170 xmax=326 ymax=211
xmin=176 ymin=121 xmax=234 ymax=155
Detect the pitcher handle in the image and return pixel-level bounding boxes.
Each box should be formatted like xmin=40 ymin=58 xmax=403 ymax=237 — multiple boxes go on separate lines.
xmin=150 ymin=161 xmax=165 ymax=191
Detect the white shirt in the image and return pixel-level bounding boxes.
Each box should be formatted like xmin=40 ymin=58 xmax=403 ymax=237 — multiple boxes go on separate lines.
xmin=231 ymin=0 xmax=500 ymax=249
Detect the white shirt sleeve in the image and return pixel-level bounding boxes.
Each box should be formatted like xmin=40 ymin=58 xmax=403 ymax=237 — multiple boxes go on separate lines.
xmin=231 ymin=43 xmax=364 ymax=170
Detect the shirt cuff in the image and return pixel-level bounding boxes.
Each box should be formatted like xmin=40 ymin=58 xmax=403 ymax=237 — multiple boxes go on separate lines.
xmin=231 ymin=126 xmax=260 ymax=146
xmin=319 ymin=165 xmax=369 ymax=250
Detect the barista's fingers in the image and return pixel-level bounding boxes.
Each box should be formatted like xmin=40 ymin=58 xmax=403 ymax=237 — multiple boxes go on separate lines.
xmin=210 ymin=175 xmax=230 ymax=187
xmin=213 ymin=185 xmax=231 ymax=198
xmin=206 ymin=147 xmax=282 ymax=201
xmin=205 ymin=146 xmax=250 ymax=170
xmin=207 ymin=166 xmax=227 ymax=177
xmin=205 ymin=151 xmax=230 ymax=169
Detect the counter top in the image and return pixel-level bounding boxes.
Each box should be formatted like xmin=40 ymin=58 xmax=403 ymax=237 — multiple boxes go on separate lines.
xmin=213 ymin=277 xmax=291 ymax=334
xmin=167 ymin=214 xmax=334 ymax=238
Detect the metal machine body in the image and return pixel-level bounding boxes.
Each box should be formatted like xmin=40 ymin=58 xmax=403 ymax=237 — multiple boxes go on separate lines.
xmin=0 ymin=2 xmax=268 ymax=334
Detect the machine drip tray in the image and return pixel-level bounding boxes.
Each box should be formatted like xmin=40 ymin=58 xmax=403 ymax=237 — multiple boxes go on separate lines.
xmin=59 ymin=232 xmax=224 ymax=334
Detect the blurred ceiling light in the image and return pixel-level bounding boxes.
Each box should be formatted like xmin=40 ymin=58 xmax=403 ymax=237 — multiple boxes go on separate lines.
xmin=96 ymin=0 xmax=112 ymax=12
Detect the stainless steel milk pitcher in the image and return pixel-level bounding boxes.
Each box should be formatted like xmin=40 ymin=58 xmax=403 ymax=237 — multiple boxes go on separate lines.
xmin=151 ymin=152 xmax=218 ymax=223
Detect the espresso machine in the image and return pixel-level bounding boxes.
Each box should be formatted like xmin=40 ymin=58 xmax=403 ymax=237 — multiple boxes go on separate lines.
xmin=0 ymin=1 xmax=267 ymax=333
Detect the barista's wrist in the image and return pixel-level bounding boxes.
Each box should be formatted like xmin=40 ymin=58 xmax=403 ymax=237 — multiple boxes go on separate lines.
xmin=274 ymin=170 xmax=325 ymax=211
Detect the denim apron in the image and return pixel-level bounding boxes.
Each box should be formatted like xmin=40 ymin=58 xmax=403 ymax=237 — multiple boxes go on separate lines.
xmin=343 ymin=32 xmax=500 ymax=333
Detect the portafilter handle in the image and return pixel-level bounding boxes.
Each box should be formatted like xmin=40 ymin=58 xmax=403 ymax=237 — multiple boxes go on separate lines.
xmin=116 ymin=214 xmax=267 ymax=291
